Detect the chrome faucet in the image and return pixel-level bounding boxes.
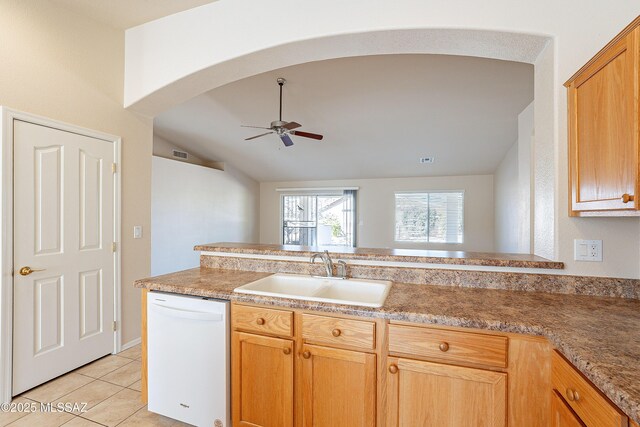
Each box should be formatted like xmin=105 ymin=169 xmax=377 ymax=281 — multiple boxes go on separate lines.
xmin=311 ymin=250 xmax=334 ymax=277
xmin=310 ymin=250 xmax=347 ymax=279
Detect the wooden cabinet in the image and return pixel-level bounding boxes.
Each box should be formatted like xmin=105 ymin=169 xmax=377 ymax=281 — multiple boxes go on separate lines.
xmin=386 ymin=357 xmax=506 ymax=426
xmin=301 ymin=344 xmax=376 ymax=427
xmin=232 ymin=332 xmax=294 ymax=427
xmin=551 ymin=351 xmax=627 ymax=427
xmin=552 ymin=390 xmax=586 ymax=427
xmin=566 ymin=17 xmax=640 ymax=216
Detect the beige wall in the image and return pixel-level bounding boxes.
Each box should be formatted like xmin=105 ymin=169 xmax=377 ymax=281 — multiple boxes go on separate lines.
xmin=260 ymin=175 xmax=495 ymax=252
xmin=0 ymin=1 xmax=153 ymax=345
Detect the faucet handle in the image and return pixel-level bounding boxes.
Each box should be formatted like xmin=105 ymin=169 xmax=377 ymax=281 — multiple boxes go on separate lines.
xmin=336 ymin=260 xmax=348 ymax=279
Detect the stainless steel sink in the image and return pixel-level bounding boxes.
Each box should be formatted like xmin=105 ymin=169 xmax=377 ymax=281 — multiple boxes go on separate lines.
xmin=233 ymin=274 xmax=391 ymax=308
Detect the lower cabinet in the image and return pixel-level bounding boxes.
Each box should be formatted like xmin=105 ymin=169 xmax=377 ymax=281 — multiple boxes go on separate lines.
xmin=232 ymin=331 xmax=294 ymax=427
xmin=385 ymin=357 xmax=507 ymax=427
xmin=551 ymin=390 xmax=586 ymax=427
xmin=300 ymin=344 xmax=376 ymax=427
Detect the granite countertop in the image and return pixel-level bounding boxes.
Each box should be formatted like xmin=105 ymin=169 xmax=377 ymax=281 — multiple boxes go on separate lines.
xmin=195 ymin=242 xmax=564 ymax=269
xmin=135 ymin=267 xmax=640 ymax=423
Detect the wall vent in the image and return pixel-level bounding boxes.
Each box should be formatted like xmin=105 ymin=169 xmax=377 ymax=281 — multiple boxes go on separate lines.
xmin=172 ymin=149 xmax=188 ymax=160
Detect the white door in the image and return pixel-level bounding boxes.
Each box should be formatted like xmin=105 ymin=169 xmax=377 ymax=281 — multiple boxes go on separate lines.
xmin=12 ymin=120 xmax=116 ymax=395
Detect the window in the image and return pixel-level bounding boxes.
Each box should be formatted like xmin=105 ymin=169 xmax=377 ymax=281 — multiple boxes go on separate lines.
xmin=394 ymin=191 xmax=464 ymax=243
xmin=281 ymin=190 xmax=356 ymax=247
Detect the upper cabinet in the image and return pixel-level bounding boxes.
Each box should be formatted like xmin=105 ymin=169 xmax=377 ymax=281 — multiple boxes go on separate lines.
xmin=566 ymin=17 xmax=640 ymax=216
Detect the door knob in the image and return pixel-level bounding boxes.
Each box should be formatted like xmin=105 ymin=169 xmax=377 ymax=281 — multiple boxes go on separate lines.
xmin=18 ymin=266 xmax=45 ymax=276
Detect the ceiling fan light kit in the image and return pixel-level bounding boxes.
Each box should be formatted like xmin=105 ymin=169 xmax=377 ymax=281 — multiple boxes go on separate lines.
xmin=241 ymin=77 xmax=324 ymax=147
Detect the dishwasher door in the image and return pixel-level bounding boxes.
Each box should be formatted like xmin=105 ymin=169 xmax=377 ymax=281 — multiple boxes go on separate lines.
xmin=147 ymin=291 xmax=229 ymax=427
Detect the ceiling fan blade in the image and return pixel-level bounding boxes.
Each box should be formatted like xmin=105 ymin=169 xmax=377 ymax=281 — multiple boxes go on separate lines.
xmin=245 ymin=132 xmax=273 ymax=141
xmin=290 ymin=130 xmax=324 ymax=140
xmin=280 ymin=134 xmax=294 ymax=147
xmin=283 ymin=121 xmax=301 ymax=130
xmin=241 ymin=125 xmax=272 ymax=130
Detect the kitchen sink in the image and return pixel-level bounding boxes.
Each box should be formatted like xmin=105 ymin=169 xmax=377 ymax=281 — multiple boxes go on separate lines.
xmin=233 ymin=274 xmax=392 ymax=308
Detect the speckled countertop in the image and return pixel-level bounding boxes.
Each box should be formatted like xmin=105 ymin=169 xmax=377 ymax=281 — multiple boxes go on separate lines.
xmin=195 ymin=242 xmax=564 ymax=269
xmin=135 ymin=267 xmax=640 ymax=423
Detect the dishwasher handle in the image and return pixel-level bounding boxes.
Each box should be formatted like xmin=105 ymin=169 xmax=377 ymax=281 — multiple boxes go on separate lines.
xmin=150 ymin=302 xmax=224 ymax=321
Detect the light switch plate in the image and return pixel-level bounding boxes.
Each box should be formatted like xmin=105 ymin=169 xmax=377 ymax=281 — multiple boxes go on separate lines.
xmin=574 ymin=239 xmax=602 ymax=262
xmin=133 ymin=225 xmax=143 ymax=239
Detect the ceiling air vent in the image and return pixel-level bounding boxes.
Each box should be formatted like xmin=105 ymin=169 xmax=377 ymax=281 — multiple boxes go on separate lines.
xmin=172 ymin=149 xmax=188 ymax=160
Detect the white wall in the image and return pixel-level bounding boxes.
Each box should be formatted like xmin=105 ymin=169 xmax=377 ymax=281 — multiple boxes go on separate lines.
xmin=152 ymin=156 xmax=259 ymax=275
xmin=0 ymin=0 xmax=153 ymax=345
xmin=260 ymin=175 xmax=494 ymax=252
xmin=495 ymin=102 xmax=534 ymax=253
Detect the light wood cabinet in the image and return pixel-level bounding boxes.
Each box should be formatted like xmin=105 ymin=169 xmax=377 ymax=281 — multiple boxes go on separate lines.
xmin=386 ymin=356 xmax=506 ymax=426
xmin=301 ymin=344 xmax=376 ymax=427
xmin=552 ymin=390 xmax=586 ymax=427
xmin=551 ymin=351 xmax=628 ymax=427
xmin=566 ymin=16 xmax=640 ymax=216
xmin=232 ymin=332 xmax=294 ymax=427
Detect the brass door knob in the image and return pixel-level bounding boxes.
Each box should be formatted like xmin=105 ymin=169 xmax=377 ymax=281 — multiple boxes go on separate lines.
xmin=388 ymin=364 xmax=398 ymax=374
xmin=332 ymin=328 xmax=341 ymax=337
xmin=566 ymin=388 xmax=575 ymax=401
xmin=283 ymin=347 xmax=291 ymax=355
xmin=302 ymin=351 xmax=311 ymax=359
xmin=439 ymin=342 xmax=450 ymax=352
xmin=19 ymin=266 xmax=45 ymax=276
xmin=256 ymin=318 xmax=265 ymax=325
xmin=622 ymin=193 xmax=634 ymax=203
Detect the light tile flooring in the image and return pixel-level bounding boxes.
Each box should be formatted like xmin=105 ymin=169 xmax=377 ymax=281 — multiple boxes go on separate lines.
xmin=0 ymin=345 xmax=190 ymax=427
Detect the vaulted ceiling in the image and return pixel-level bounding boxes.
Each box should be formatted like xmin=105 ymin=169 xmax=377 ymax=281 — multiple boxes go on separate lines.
xmin=155 ymin=54 xmax=534 ymax=182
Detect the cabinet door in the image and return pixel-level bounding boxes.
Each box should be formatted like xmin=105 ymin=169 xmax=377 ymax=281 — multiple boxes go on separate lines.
xmin=568 ymin=26 xmax=639 ymax=213
xmin=232 ymin=332 xmax=294 ymax=427
xmin=301 ymin=344 xmax=376 ymax=427
xmin=551 ymin=390 xmax=586 ymax=427
xmin=386 ymin=357 xmax=506 ymax=427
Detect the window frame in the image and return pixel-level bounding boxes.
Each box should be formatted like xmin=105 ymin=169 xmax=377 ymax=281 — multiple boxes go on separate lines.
xmin=393 ymin=190 xmax=465 ymax=244
xmin=279 ymin=190 xmax=356 ymax=247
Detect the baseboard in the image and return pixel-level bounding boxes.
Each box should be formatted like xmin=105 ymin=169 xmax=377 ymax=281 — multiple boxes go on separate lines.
xmin=120 ymin=337 xmax=141 ymax=352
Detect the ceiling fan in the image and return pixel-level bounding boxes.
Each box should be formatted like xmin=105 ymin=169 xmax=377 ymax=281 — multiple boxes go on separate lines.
xmin=241 ymin=78 xmax=324 ymax=147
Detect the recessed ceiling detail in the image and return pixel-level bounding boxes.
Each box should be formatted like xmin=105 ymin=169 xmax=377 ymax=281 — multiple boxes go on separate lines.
xmin=154 ymin=54 xmax=534 ymax=182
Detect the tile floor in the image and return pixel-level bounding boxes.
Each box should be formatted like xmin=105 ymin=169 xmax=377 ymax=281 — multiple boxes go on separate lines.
xmin=0 ymin=344 xmax=189 ymax=427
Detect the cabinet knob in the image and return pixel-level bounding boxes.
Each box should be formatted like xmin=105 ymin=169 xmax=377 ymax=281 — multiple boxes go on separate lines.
xmin=256 ymin=318 xmax=265 ymax=325
xmin=566 ymin=388 xmax=575 ymax=401
xmin=622 ymin=193 xmax=634 ymax=203
xmin=388 ymin=364 xmax=398 ymax=374
xmin=332 ymin=328 xmax=341 ymax=337
xmin=302 ymin=351 xmax=311 ymax=359
xmin=439 ymin=342 xmax=450 ymax=352
xmin=283 ymin=347 xmax=291 ymax=355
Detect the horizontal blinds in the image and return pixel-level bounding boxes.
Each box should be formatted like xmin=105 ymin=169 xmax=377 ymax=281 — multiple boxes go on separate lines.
xmin=395 ymin=192 xmax=464 ymax=243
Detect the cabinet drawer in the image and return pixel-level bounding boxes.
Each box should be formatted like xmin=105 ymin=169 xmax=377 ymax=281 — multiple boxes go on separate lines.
xmin=552 ymin=351 xmax=627 ymax=427
xmin=388 ymin=324 xmax=508 ymax=368
xmin=302 ymin=314 xmax=375 ymax=350
xmin=232 ymin=304 xmax=293 ymax=337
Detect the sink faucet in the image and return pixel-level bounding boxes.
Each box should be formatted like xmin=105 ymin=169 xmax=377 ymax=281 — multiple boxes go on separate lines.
xmin=310 ymin=250 xmax=347 ymax=279
xmin=311 ymin=250 xmax=334 ymax=277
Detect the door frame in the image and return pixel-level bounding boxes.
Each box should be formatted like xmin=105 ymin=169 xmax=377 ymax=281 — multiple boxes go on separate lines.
xmin=0 ymin=107 xmax=122 ymax=403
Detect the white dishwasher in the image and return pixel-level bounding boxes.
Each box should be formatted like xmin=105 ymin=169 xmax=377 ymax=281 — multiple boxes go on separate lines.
xmin=147 ymin=291 xmax=229 ymax=427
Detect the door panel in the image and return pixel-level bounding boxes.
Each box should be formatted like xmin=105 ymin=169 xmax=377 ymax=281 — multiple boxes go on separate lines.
xmin=79 ymin=150 xmax=103 ymax=251
xmin=232 ymin=332 xmax=294 ymax=427
xmin=34 ymin=145 xmax=63 ymax=254
xmin=34 ymin=275 xmax=63 ymax=355
xmin=386 ymin=357 xmax=506 ymax=427
xmin=13 ymin=120 xmax=115 ymax=395
xmin=301 ymin=344 xmax=376 ymax=427
xmin=551 ymin=391 xmax=586 ymax=427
